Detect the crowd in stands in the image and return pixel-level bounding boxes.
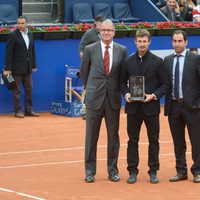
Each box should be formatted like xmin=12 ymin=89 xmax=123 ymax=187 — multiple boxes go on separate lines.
xmin=158 ymin=0 xmax=198 ymax=21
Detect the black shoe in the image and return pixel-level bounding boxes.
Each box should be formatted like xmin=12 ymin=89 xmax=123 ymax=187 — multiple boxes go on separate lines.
xmin=193 ymin=174 xmax=200 ymax=183
xmin=25 ymin=111 xmax=39 ymax=117
xmin=108 ymin=174 xmax=120 ymax=182
xmin=169 ymin=174 xmax=188 ymax=182
xmin=150 ymin=173 xmax=159 ymax=184
xmin=127 ymin=174 xmax=137 ymax=184
xmin=85 ymin=175 xmax=95 ymax=183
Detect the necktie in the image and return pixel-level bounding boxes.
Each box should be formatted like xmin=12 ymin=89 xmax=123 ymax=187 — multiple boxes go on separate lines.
xmin=174 ymin=55 xmax=180 ymax=99
xmin=104 ymin=46 xmax=110 ymax=77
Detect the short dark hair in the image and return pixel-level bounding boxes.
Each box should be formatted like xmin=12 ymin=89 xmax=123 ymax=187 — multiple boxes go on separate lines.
xmin=18 ymin=15 xmax=27 ymax=22
xmin=94 ymin=16 xmax=106 ymax=22
xmin=189 ymin=47 xmax=198 ymax=53
xmin=135 ymin=29 xmax=151 ymax=41
xmin=172 ymin=30 xmax=187 ymax=41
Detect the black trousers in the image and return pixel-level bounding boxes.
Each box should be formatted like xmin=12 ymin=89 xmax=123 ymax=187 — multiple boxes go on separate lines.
xmin=85 ymin=96 xmax=120 ymax=176
xmin=127 ymin=109 xmax=160 ymax=175
xmin=13 ymin=73 xmax=33 ymax=113
xmin=168 ymin=101 xmax=200 ymax=176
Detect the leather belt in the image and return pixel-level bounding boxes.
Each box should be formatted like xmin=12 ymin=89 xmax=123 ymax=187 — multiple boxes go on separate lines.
xmin=172 ymin=98 xmax=184 ymax=103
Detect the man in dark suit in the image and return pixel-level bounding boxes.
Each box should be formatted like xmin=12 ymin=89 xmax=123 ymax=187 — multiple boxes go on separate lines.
xmin=164 ymin=30 xmax=200 ymax=183
xmin=121 ymin=29 xmax=168 ymax=184
xmin=160 ymin=0 xmax=183 ymax=21
xmin=80 ymin=19 xmax=127 ymax=183
xmin=4 ymin=16 xmax=39 ymax=118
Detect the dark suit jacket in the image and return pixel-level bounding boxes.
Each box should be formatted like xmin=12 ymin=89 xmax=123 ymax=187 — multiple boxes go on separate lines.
xmin=164 ymin=51 xmax=200 ymax=116
xmin=80 ymin=41 xmax=127 ymax=111
xmin=121 ymin=51 xmax=168 ymax=116
xmin=160 ymin=5 xmax=183 ymax=21
xmin=5 ymin=29 xmax=37 ymax=74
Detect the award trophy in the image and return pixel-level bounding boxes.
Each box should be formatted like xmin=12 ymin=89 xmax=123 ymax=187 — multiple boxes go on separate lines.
xmin=129 ymin=76 xmax=145 ymax=101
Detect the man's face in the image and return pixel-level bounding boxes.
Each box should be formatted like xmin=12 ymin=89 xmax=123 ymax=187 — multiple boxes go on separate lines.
xmin=167 ymin=0 xmax=177 ymax=10
xmin=134 ymin=36 xmax=151 ymax=55
xmin=100 ymin=22 xmax=115 ymax=45
xmin=17 ymin=18 xmax=27 ymax=32
xmin=172 ymin=33 xmax=187 ymax=54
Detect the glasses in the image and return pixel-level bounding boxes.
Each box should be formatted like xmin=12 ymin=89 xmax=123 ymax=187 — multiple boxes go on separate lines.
xmin=100 ymin=29 xmax=115 ymax=32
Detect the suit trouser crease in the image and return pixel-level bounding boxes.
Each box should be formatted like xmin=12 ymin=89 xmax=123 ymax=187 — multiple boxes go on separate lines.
xmin=127 ymin=111 xmax=160 ymax=175
xmin=168 ymin=102 xmax=200 ymax=175
xmin=85 ymin=96 xmax=120 ymax=176
xmin=13 ymin=74 xmax=33 ymax=113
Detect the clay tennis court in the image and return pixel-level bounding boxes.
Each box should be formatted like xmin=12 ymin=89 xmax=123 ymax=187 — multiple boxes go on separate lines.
xmin=0 ymin=107 xmax=199 ymax=200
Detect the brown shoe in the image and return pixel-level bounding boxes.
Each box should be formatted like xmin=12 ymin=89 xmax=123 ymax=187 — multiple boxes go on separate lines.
xmin=15 ymin=112 xmax=24 ymax=118
xmin=169 ymin=174 xmax=188 ymax=182
xmin=24 ymin=111 xmax=39 ymax=117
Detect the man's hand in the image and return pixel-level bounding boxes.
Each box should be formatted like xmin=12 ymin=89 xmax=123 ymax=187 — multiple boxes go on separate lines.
xmin=3 ymin=70 xmax=12 ymax=76
xmin=125 ymin=93 xmax=132 ymax=103
xmin=175 ymin=2 xmax=181 ymax=13
xmin=144 ymin=93 xmax=156 ymax=103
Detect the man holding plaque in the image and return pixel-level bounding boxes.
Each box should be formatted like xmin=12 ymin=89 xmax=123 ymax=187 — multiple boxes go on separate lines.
xmin=121 ymin=29 xmax=168 ymax=184
xmin=80 ymin=19 xmax=127 ymax=183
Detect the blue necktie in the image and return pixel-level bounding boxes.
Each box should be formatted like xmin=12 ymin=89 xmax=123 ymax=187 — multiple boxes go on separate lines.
xmin=174 ymin=55 xmax=180 ymax=99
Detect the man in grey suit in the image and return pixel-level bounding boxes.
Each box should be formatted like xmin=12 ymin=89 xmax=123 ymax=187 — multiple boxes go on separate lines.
xmin=164 ymin=30 xmax=200 ymax=183
xmin=80 ymin=19 xmax=127 ymax=183
xmin=160 ymin=0 xmax=183 ymax=21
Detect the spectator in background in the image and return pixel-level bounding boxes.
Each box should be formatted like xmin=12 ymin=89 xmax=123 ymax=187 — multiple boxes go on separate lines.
xmin=178 ymin=0 xmax=194 ymax=21
xmin=160 ymin=0 xmax=183 ymax=21
xmin=3 ymin=16 xmax=39 ymax=118
xmin=79 ymin=16 xmax=105 ymax=59
xmin=193 ymin=4 xmax=200 ymax=21
xmin=189 ymin=47 xmax=198 ymax=54
xmin=79 ymin=16 xmax=105 ymax=119
xmin=54 ymin=0 xmax=64 ymax=23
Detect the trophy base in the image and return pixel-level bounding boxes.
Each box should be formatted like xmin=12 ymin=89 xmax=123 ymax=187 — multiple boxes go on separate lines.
xmin=129 ymin=97 xmax=145 ymax=101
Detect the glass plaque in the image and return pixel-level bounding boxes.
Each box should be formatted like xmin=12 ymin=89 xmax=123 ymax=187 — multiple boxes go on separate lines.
xmin=129 ymin=76 xmax=145 ymax=101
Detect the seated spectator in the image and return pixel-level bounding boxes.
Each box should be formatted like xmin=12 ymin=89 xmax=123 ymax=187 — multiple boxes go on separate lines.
xmin=160 ymin=0 xmax=183 ymax=21
xmin=54 ymin=0 xmax=64 ymax=23
xmin=193 ymin=4 xmax=200 ymax=21
xmin=187 ymin=0 xmax=197 ymax=8
xmin=178 ymin=0 xmax=193 ymax=21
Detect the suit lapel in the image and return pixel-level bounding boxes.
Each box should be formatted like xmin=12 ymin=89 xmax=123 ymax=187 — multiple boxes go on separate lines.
xmin=182 ymin=51 xmax=191 ymax=84
xmin=109 ymin=42 xmax=118 ymax=76
xmin=141 ymin=52 xmax=153 ymax=75
xmin=16 ymin=29 xmax=28 ymax=50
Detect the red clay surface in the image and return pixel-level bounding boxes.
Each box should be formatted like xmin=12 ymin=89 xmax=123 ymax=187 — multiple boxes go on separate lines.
xmin=0 ymin=107 xmax=199 ymax=200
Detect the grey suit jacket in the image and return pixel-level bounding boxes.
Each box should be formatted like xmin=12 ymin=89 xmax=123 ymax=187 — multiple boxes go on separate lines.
xmin=164 ymin=51 xmax=200 ymax=116
xmin=160 ymin=5 xmax=183 ymax=21
xmin=80 ymin=41 xmax=127 ymax=111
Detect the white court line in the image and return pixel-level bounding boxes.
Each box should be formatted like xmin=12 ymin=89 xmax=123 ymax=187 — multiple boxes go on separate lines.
xmin=0 ymin=187 xmax=45 ymax=200
xmin=0 ymin=140 xmax=186 ymax=156
xmin=0 ymin=152 xmax=191 ymax=169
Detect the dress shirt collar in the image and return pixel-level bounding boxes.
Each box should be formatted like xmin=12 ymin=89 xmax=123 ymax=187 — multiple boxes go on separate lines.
xmin=101 ymin=41 xmax=113 ymax=50
xmin=174 ymin=49 xmax=187 ymax=57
